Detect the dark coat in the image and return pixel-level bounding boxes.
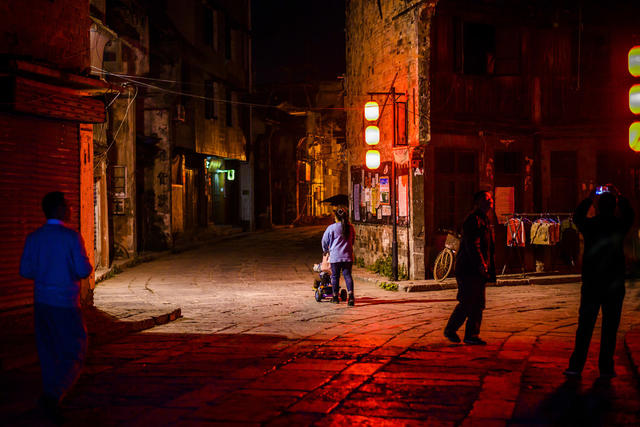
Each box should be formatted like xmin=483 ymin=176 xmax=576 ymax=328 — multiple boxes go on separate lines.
xmin=574 ymin=195 xmax=634 ymax=293
xmin=455 ymin=209 xmax=496 ymax=306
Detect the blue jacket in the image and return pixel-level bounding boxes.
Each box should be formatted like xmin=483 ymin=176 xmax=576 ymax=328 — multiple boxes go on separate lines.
xmin=322 ymin=222 xmax=355 ymax=263
xmin=20 ymin=220 xmax=93 ymax=308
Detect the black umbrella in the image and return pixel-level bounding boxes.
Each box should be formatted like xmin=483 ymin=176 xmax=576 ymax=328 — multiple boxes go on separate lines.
xmin=321 ymin=194 xmax=349 ymax=206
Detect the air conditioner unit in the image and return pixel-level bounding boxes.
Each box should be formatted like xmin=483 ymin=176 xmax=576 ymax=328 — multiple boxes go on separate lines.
xmin=174 ymin=104 xmax=186 ymax=122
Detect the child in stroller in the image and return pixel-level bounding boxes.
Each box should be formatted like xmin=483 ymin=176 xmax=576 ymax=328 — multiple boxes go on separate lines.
xmin=312 ymin=262 xmax=348 ymax=303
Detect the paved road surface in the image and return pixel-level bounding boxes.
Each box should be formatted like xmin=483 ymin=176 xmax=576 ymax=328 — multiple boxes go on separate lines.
xmin=4 ymin=226 xmax=640 ymax=425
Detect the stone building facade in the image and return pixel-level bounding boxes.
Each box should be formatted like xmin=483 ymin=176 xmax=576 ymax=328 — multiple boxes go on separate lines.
xmin=87 ymin=0 xmax=253 ymax=265
xmin=346 ymin=0 xmax=431 ymax=279
xmin=347 ymin=0 xmax=640 ymax=279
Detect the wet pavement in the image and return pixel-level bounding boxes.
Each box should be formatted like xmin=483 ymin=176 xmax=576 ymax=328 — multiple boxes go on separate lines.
xmin=3 ymin=226 xmax=640 ymax=425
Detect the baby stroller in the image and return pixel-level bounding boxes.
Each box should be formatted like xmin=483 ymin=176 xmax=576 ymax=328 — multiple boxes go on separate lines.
xmin=312 ymin=263 xmax=348 ymax=302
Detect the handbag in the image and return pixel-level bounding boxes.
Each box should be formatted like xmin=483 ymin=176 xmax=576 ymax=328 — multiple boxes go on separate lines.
xmin=321 ymin=252 xmax=332 ymax=274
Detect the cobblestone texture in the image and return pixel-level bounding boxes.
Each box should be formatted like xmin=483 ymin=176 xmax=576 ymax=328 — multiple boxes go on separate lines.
xmin=3 ymin=226 xmax=640 ymax=425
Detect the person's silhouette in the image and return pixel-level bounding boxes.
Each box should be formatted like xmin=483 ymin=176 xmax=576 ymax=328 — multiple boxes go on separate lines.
xmin=20 ymin=191 xmax=93 ymax=421
xmin=565 ymin=185 xmax=634 ymax=379
xmin=444 ymin=190 xmax=496 ymax=345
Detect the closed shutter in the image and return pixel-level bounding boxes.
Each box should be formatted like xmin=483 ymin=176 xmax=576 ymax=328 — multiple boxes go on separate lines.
xmin=0 ymin=113 xmax=80 ymax=312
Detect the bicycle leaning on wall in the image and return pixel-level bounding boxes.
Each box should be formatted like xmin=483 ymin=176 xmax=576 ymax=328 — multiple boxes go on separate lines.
xmin=432 ymin=231 xmax=461 ymax=281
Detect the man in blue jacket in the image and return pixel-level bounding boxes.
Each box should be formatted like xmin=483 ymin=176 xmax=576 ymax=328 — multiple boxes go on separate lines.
xmin=20 ymin=191 xmax=93 ymax=420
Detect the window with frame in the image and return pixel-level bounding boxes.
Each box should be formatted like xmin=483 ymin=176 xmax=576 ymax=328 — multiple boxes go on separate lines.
xmin=204 ymin=80 xmax=215 ymax=119
xmin=112 ymin=165 xmax=127 ymax=198
xmin=213 ymin=82 xmax=221 ymax=118
xmin=203 ymin=7 xmax=214 ymax=47
xmin=225 ymin=15 xmax=232 ymax=60
xmin=226 ymin=87 xmax=233 ymax=127
xmin=394 ymin=101 xmax=408 ymax=146
xmin=454 ymin=20 xmax=520 ymax=76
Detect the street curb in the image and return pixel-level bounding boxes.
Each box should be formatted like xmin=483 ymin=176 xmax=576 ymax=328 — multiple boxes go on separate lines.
xmin=353 ymin=273 xmax=582 ymax=292
xmin=90 ymin=307 xmax=182 ymax=345
xmin=0 ymin=307 xmax=181 ymax=371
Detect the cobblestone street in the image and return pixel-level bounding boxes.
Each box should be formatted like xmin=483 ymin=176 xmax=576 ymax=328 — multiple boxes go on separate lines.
xmin=4 ymin=226 xmax=640 ymax=425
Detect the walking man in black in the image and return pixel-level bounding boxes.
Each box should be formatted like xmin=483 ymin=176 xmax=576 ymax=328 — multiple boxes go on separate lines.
xmin=565 ymin=185 xmax=634 ymax=379
xmin=444 ymin=190 xmax=496 ymax=345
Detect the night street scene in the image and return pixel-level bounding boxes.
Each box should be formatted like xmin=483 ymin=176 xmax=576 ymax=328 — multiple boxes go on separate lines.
xmin=3 ymin=1 xmax=640 ymax=426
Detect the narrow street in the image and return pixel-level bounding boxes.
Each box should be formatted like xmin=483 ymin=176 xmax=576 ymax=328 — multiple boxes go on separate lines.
xmin=5 ymin=226 xmax=640 ymax=425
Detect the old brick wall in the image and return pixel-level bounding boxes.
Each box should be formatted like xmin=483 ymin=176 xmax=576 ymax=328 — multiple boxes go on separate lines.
xmin=346 ymin=0 xmax=433 ymax=279
xmin=0 ymin=0 xmax=90 ymax=71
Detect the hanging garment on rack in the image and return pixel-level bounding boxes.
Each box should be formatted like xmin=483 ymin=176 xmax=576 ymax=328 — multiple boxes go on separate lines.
xmin=506 ymin=217 xmax=526 ymax=247
xmin=550 ymin=221 xmax=561 ymax=244
xmin=531 ymin=218 xmax=562 ymax=245
xmin=530 ymin=221 xmax=548 ymax=245
xmin=531 ymin=220 xmax=550 ymax=245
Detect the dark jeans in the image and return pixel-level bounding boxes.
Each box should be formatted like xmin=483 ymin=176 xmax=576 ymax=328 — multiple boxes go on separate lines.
xmin=331 ymin=262 xmax=354 ymax=295
xmin=35 ymin=303 xmax=88 ymax=401
xmin=568 ymin=285 xmax=625 ymax=374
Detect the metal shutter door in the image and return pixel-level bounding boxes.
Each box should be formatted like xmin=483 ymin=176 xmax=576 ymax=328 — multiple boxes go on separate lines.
xmin=0 ymin=113 xmax=80 ymax=312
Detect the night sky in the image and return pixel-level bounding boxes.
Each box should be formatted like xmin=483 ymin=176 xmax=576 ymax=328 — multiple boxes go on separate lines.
xmin=251 ymin=0 xmax=346 ymax=86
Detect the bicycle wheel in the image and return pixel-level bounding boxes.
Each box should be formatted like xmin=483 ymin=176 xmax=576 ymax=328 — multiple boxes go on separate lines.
xmin=433 ymin=249 xmax=453 ymax=281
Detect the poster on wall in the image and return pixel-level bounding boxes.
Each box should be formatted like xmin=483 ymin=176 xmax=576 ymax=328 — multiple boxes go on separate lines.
xmin=379 ymin=177 xmax=390 ymax=204
xmin=353 ymin=184 xmax=361 ymax=221
xmin=398 ymin=174 xmax=408 ymax=217
xmin=371 ymin=187 xmax=379 ymax=215
xmin=350 ymin=163 xmax=409 ymax=225
xmin=495 ymin=186 xmax=515 ymax=224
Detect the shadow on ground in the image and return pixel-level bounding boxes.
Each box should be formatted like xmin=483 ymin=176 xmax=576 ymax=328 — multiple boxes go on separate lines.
xmin=354 ymin=296 xmax=457 ymax=306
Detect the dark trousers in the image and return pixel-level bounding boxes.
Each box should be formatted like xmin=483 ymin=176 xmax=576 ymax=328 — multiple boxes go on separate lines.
xmin=34 ymin=303 xmax=88 ymax=401
xmin=445 ymin=274 xmax=486 ymax=339
xmin=445 ymin=300 xmax=483 ymax=339
xmin=331 ymin=262 xmax=354 ymax=295
xmin=568 ymin=285 xmax=625 ymax=374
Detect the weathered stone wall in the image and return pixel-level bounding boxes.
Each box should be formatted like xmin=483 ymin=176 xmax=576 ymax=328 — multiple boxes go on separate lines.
xmin=346 ymin=0 xmax=433 ymax=279
xmin=0 ymin=0 xmax=90 ymax=72
xmin=353 ymin=223 xmax=411 ymax=276
xmin=145 ymin=108 xmax=172 ymax=249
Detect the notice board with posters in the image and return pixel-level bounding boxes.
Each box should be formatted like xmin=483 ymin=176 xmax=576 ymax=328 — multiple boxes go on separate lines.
xmin=351 ymin=163 xmax=409 ymax=225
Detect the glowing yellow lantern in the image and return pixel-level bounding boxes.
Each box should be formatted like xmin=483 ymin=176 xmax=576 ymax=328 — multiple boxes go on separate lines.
xmin=365 ymin=125 xmax=380 ymax=145
xmin=629 ymin=46 xmax=640 ymax=77
xmin=630 ymin=122 xmax=640 ymax=152
xmin=364 ymin=101 xmax=379 ymax=121
xmin=630 ymin=85 xmax=640 ymax=114
xmin=366 ymin=150 xmax=381 ymax=170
